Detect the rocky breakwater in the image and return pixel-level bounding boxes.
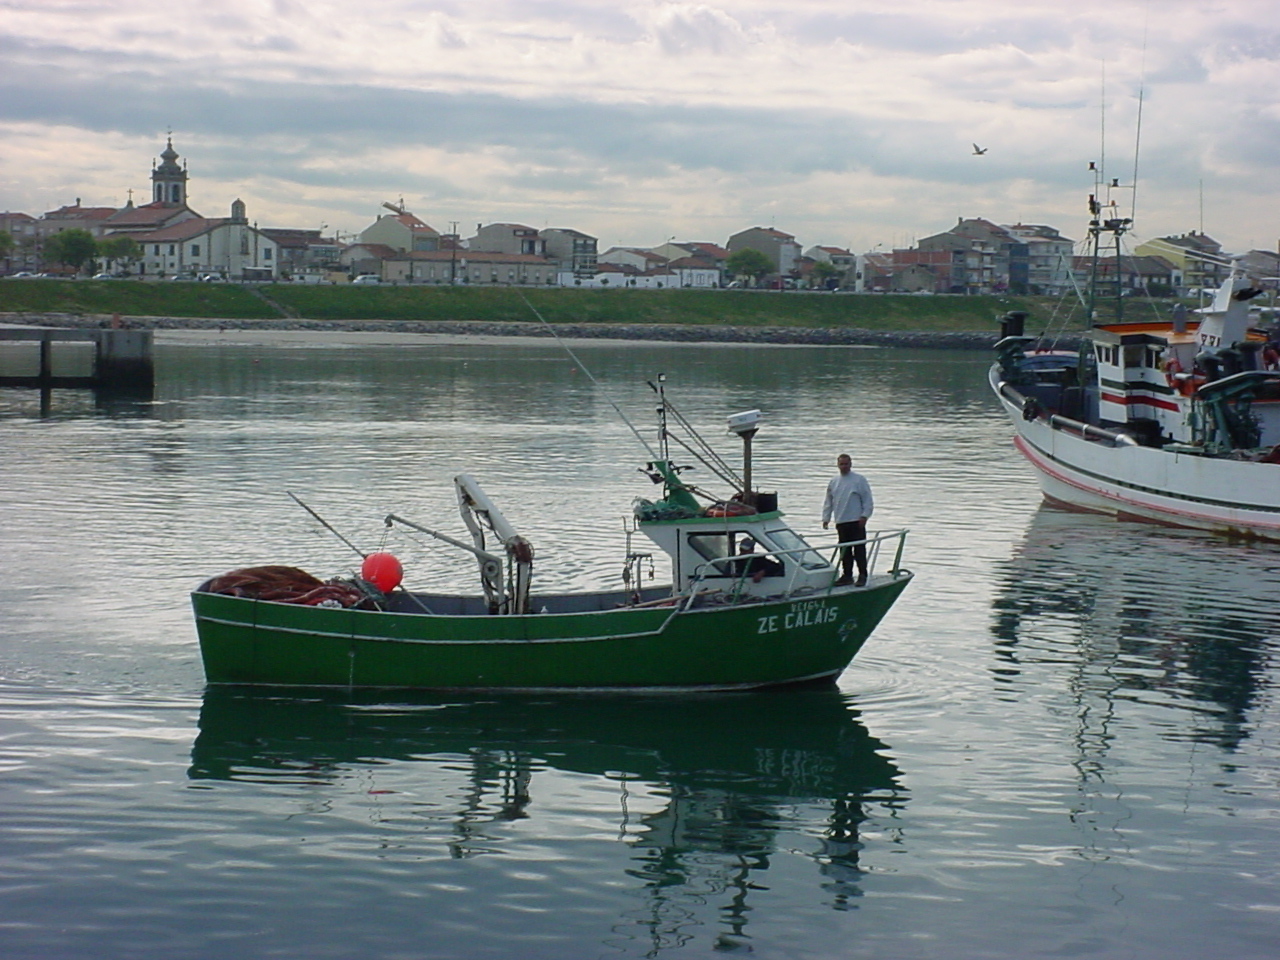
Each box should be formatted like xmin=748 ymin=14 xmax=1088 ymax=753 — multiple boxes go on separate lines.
xmin=0 ymin=312 xmax=1004 ymax=349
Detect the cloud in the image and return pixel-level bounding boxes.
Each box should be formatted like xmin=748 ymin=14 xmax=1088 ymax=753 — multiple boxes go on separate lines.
xmin=0 ymin=1 xmax=1278 ymax=252
xmin=646 ymin=4 xmax=756 ymax=56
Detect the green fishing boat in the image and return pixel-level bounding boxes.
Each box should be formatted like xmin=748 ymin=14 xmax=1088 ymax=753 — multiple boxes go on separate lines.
xmin=192 ymin=381 xmax=912 ymax=691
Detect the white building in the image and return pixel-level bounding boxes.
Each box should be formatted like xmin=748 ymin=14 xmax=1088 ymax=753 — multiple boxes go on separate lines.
xmin=130 ymin=200 xmax=278 ymax=279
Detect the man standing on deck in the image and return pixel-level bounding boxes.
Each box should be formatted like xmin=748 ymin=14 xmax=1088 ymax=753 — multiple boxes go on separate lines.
xmin=822 ymin=453 xmax=873 ymax=587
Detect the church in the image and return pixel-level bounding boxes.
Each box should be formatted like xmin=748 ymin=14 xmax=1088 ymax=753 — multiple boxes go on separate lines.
xmin=41 ymin=138 xmax=279 ymax=280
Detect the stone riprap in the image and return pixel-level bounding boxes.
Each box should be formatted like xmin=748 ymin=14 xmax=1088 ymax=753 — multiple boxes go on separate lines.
xmin=0 ymin=312 xmax=1014 ymax=349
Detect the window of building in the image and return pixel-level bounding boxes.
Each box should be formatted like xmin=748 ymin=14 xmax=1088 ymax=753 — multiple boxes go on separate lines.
xmin=154 ymin=245 xmax=160 ymax=255
xmin=168 ymin=244 xmax=175 ymax=255
xmin=191 ymin=245 xmax=200 ymax=257
xmin=264 ymin=248 xmax=271 ymax=260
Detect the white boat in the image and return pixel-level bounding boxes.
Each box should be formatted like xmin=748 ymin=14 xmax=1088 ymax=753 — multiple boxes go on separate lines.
xmin=990 ymin=245 xmax=1280 ymax=540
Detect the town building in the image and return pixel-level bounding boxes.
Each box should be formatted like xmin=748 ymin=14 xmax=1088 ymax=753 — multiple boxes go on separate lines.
xmin=598 ymin=247 xmax=669 ymax=272
xmin=469 ymin=223 xmax=547 ymax=257
xmin=1070 ymin=254 xmax=1180 ymax=300
xmin=914 ymin=229 xmax=997 ymax=293
xmin=1134 ymin=233 xmax=1229 ymax=295
xmin=541 ymin=228 xmax=598 ymax=281
xmin=805 ymin=245 xmax=857 ymax=288
xmin=259 ymin=229 xmax=343 ymax=281
xmin=1237 ymin=249 xmax=1280 ymax=294
xmin=1002 ymin=224 xmax=1075 ymax=295
xmin=727 ymin=227 xmax=802 ymax=279
xmin=0 ymin=211 xmax=39 ymax=273
xmin=358 ymin=204 xmax=441 ymax=253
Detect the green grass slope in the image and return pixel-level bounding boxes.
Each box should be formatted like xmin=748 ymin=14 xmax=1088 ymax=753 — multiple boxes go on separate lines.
xmin=1 ymin=279 xmax=1058 ymax=332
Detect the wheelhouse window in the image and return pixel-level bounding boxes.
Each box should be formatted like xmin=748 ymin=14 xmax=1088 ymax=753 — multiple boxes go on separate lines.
xmin=687 ymin=532 xmax=743 ymax=576
xmin=766 ymin=528 xmax=826 ymax=569
xmin=686 ymin=531 xmax=802 ymax=576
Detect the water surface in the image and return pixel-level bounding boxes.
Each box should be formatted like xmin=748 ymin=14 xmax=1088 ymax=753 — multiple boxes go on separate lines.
xmin=1 ymin=336 xmax=1276 ymax=958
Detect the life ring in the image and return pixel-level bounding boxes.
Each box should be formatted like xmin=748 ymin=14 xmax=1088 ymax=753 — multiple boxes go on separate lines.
xmin=1164 ymin=357 xmax=1183 ymax=386
xmin=1176 ymin=375 xmax=1206 ymax=398
xmin=704 ymin=500 xmax=757 ymax=518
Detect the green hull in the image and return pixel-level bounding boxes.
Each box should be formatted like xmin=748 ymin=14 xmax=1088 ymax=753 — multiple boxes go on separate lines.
xmin=192 ymin=575 xmax=912 ymax=691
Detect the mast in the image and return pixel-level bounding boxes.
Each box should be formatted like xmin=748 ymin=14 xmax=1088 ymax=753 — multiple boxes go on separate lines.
xmin=1086 ymin=197 xmax=1131 ymax=324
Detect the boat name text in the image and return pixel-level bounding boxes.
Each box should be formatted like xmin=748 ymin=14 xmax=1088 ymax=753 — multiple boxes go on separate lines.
xmin=757 ymin=600 xmax=840 ymax=634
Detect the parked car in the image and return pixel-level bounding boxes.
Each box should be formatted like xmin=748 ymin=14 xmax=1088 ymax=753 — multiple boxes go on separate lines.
xmin=91 ymin=272 xmax=117 ymax=280
xmin=6 ymin=271 xmax=36 ymax=278
xmin=351 ymin=274 xmax=381 ymax=285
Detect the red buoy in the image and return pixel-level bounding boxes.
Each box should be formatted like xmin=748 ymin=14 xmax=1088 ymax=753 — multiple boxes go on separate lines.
xmin=361 ymin=552 xmax=403 ymax=592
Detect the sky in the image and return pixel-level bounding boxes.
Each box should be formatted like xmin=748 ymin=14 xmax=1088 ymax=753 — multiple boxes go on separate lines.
xmin=1 ymin=0 xmax=1277 ymax=256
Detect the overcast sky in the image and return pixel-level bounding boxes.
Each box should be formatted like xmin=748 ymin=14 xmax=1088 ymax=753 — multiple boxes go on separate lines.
xmin=1 ymin=0 xmax=1276 ymax=255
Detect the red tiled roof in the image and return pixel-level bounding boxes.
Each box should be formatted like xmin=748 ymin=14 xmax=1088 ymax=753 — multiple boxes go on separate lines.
xmin=106 ymin=203 xmax=197 ymax=227
xmin=684 ymin=242 xmax=729 ymax=258
xmin=393 ymin=214 xmax=438 ymax=233
xmin=127 ymin=218 xmax=225 ymax=242
xmin=44 ymin=205 xmax=117 ymax=221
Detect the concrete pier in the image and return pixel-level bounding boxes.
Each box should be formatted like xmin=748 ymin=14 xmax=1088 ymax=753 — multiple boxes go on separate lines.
xmin=0 ymin=326 xmax=154 ymax=392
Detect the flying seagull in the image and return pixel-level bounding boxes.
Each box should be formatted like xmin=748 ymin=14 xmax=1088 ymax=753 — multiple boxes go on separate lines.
xmin=972 ymin=143 xmax=987 ymax=155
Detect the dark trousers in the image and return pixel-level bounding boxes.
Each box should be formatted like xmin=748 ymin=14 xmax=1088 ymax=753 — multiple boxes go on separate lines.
xmin=836 ymin=520 xmax=868 ymax=580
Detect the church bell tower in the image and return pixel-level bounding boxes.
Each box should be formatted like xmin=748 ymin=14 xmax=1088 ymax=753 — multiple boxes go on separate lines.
xmin=151 ymin=137 xmax=189 ymax=206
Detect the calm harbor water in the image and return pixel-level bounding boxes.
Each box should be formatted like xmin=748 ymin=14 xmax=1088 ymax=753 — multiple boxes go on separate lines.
xmin=1 ymin=334 xmax=1277 ymax=959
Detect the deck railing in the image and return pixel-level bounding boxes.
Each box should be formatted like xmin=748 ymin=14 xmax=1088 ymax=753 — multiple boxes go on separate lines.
xmin=681 ymin=529 xmax=910 ymax=610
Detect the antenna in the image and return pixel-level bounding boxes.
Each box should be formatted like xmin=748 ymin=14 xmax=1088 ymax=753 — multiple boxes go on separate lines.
xmin=1130 ymin=15 xmax=1149 ymax=223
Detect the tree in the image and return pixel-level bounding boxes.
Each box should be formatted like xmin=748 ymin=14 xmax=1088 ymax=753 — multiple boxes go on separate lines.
xmin=810 ymin=260 xmax=841 ymax=289
xmin=726 ymin=247 xmax=773 ymax=286
xmin=0 ymin=230 xmax=13 ymax=274
xmin=44 ymin=228 xmax=98 ymax=273
xmin=98 ymin=236 xmax=141 ymax=273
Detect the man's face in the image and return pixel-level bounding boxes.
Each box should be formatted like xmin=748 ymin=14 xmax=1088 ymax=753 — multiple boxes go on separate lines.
xmin=837 ymin=456 xmax=851 ymax=474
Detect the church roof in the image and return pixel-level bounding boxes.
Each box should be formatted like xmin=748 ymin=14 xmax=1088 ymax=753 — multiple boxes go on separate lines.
xmin=126 ymin=218 xmax=227 ymax=242
xmin=106 ymin=201 xmax=198 ymax=228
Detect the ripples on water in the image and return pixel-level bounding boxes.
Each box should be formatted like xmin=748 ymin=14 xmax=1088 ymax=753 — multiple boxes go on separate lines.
xmin=1 ymin=338 xmax=1278 ymax=959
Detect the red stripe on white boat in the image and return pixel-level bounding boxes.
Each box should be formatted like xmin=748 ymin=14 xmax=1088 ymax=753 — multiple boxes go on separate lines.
xmin=1011 ymin=434 xmax=1280 ymax=532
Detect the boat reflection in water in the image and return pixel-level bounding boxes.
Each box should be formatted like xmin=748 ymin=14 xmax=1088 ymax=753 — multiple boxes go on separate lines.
xmin=991 ymin=505 xmax=1276 ymax=751
xmin=190 ymin=686 xmax=904 ymax=944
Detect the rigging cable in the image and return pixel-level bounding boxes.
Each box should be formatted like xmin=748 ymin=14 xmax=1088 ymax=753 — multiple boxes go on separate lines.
xmin=517 ymin=291 xmax=659 ymax=461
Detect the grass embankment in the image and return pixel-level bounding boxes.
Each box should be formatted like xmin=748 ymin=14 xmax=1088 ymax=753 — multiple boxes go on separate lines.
xmin=0 ymin=279 xmax=1053 ymax=332
xmin=0 ymin=279 xmax=279 ymax=319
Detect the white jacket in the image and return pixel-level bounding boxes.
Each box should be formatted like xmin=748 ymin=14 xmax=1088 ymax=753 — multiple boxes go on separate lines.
xmin=823 ymin=470 xmax=873 ymax=524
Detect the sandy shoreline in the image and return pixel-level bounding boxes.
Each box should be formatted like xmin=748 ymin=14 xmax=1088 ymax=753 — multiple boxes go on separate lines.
xmin=1 ymin=312 xmax=1003 ymax=349
xmin=151 ymin=328 xmax=886 ymax=349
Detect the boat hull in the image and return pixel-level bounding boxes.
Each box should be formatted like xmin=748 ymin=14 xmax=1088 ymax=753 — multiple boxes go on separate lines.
xmin=991 ymin=366 xmax=1280 ymax=540
xmin=192 ymin=575 xmax=913 ymax=691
